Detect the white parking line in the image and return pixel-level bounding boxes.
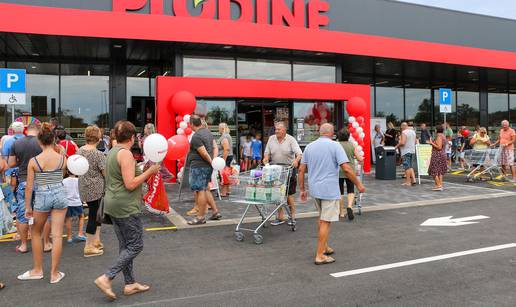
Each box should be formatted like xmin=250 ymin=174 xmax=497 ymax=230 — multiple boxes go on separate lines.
xmin=331 ymin=243 xmax=516 ymax=278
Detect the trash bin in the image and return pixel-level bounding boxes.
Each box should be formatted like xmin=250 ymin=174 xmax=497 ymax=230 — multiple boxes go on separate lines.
xmin=376 ymin=146 xmax=396 ymax=180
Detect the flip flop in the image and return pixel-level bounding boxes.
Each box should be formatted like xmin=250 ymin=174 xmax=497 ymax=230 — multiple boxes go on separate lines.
xmin=0 ymin=282 xmax=5 ymax=290
xmin=50 ymin=272 xmax=65 ymax=284
xmin=94 ymin=278 xmax=117 ymax=300
xmin=315 ymin=256 xmax=336 ymax=265
xmin=15 ymin=246 xmax=28 ymax=254
xmin=324 ymin=248 xmax=334 ymax=256
xmin=17 ymin=271 xmax=44 ymax=281
xmin=124 ymin=284 xmax=150 ymax=296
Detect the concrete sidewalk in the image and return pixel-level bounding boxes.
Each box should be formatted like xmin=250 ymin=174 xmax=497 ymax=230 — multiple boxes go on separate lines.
xmin=165 ymin=174 xmax=516 ymax=229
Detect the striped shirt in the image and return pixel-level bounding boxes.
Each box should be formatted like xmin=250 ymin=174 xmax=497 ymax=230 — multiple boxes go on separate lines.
xmin=34 ymin=156 xmax=64 ymax=186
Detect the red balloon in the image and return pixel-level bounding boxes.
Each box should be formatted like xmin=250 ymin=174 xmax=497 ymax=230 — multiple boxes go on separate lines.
xmin=356 ymin=116 xmax=365 ymax=125
xmin=175 ymin=116 xmax=183 ymax=123
xmin=166 ymin=135 xmax=190 ymax=161
xmin=184 ymin=127 xmax=193 ymax=135
xmin=349 ymin=126 xmax=356 ymax=134
xmin=170 ymin=91 xmax=197 ymax=116
xmin=358 ymin=139 xmax=365 ymax=147
xmin=352 ymin=131 xmax=359 ymax=140
xmin=346 ymin=97 xmax=367 ymax=117
xmin=462 ymin=129 xmax=470 ymax=137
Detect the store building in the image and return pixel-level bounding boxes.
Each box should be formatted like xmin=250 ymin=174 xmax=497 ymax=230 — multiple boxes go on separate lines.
xmin=1 ymin=0 xmax=516 ymax=169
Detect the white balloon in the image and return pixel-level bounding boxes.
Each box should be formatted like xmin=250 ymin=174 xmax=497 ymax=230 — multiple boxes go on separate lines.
xmin=352 ymin=122 xmax=359 ymax=128
xmin=143 ymin=133 xmax=168 ymax=163
xmin=356 ymin=145 xmax=363 ymax=152
xmin=212 ymin=157 xmax=226 ymax=171
xmin=180 ymin=167 xmax=184 ymax=173
xmin=356 ymin=127 xmax=363 ymax=134
xmin=177 ymin=128 xmax=184 ymax=135
xmin=179 ymin=121 xmax=188 ymax=129
xmin=183 ymin=114 xmax=191 ymax=123
xmin=359 ymin=132 xmax=366 ymax=139
xmin=359 ymin=150 xmax=365 ymax=157
xmin=67 ymin=155 xmax=89 ymax=176
xmin=348 ymin=116 xmax=356 ymax=123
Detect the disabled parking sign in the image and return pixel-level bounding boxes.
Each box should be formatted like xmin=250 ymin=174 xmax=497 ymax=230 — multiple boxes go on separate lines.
xmin=439 ymin=88 xmax=452 ymax=113
xmin=0 ymin=68 xmax=26 ymax=105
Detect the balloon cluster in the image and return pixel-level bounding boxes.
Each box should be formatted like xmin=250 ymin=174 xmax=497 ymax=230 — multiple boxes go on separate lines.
xmin=346 ymin=97 xmax=367 ymax=161
xmin=167 ymin=91 xmax=197 ymax=181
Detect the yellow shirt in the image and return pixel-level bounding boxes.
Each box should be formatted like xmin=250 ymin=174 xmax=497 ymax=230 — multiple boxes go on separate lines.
xmin=472 ymin=134 xmax=490 ymax=150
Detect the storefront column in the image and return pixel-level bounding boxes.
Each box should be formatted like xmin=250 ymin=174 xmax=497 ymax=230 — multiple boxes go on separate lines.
xmin=479 ymin=69 xmax=488 ymax=128
xmin=109 ymin=43 xmax=127 ymax=127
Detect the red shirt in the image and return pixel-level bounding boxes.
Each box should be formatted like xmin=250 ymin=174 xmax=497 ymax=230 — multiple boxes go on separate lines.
xmin=59 ymin=140 xmax=78 ymax=157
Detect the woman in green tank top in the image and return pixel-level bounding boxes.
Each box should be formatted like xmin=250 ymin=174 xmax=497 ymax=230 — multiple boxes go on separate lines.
xmin=337 ymin=128 xmax=363 ymax=221
xmin=95 ymin=121 xmax=159 ymax=300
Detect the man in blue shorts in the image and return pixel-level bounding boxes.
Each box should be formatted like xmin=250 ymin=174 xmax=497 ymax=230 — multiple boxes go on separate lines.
xmin=8 ymin=123 xmax=42 ymax=253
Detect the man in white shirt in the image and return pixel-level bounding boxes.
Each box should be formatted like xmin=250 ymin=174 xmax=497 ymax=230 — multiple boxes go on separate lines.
xmin=395 ymin=122 xmax=417 ymax=186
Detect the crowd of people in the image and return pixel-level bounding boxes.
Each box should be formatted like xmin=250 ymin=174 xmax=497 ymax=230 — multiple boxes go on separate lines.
xmin=372 ymin=119 xmax=516 ymax=188
xmin=1 ymin=114 xmax=514 ymax=296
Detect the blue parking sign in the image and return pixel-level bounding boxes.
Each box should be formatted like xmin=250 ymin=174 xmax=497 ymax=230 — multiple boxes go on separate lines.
xmin=439 ymin=88 xmax=452 ymax=113
xmin=0 ymin=69 xmax=26 ymax=93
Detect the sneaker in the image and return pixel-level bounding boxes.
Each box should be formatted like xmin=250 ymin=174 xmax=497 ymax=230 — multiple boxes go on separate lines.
xmin=287 ymin=219 xmax=296 ymax=226
xmin=270 ymin=219 xmax=286 ymax=226
xmin=346 ymin=208 xmax=355 ymax=221
xmin=73 ymin=235 xmax=87 ymax=242
xmin=84 ymin=246 xmax=104 ymax=258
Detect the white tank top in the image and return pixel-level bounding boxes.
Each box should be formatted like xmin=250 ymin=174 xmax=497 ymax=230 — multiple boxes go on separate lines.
xmin=401 ymin=129 xmax=416 ymax=155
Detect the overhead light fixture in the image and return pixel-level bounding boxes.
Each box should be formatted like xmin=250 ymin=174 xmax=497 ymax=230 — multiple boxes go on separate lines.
xmin=163 ymin=71 xmax=169 ymax=76
xmin=87 ymin=70 xmax=91 ymax=76
xmin=376 ymin=62 xmax=384 ymax=66
xmin=394 ymin=73 xmax=400 ymax=76
xmin=223 ymin=46 xmax=233 ymax=49
xmin=137 ymin=70 xmax=147 ymax=77
xmin=32 ymin=53 xmax=40 ymax=56
xmin=113 ymin=44 xmax=123 ymax=48
xmin=315 ymin=52 xmax=324 ymax=56
xmin=31 ymin=65 xmax=37 ymax=69
xmin=467 ymin=70 xmax=476 ymax=74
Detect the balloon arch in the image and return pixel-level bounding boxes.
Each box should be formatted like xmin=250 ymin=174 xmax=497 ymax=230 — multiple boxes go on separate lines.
xmin=156 ymin=77 xmax=372 ymax=176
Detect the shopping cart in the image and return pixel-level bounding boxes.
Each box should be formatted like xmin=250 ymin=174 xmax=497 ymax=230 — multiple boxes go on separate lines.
xmin=465 ymin=148 xmax=503 ymax=182
xmin=229 ymin=164 xmax=295 ymax=244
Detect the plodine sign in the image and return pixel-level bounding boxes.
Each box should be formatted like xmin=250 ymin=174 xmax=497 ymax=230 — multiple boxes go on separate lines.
xmin=113 ymin=0 xmax=330 ymax=29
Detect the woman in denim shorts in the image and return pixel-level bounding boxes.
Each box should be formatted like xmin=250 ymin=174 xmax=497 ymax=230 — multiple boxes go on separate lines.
xmin=17 ymin=123 xmax=68 ymax=284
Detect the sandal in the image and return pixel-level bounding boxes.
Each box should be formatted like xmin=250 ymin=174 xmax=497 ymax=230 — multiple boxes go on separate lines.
xmin=187 ymin=218 xmax=206 ymax=225
xmin=209 ymin=212 xmax=222 ymax=221
xmin=124 ymin=283 xmax=150 ymax=296
xmin=186 ymin=208 xmax=199 ymax=216
xmin=0 ymin=282 xmax=4 ymax=290
xmin=324 ymin=247 xmax=334 ymax=256
xmin=315 ymin=256 xmax=336 ymax=265
xmin=17 ymin=270 xmax=44 ymax=281
xmin=95 ymin=277 xmax=117 ymax=300
xmin=16 ymin=245 xmax=28 ymax=254
xmin=50 ymin=272 xmax=65 ymax=284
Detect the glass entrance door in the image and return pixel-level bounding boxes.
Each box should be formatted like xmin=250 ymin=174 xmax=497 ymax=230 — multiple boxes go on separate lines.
xmin=237 ymin=100 xmax=290 ymax=160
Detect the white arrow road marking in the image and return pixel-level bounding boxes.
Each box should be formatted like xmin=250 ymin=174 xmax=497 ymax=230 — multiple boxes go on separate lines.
xmin=331 ymin=243 xmax=516 ymax=278
xmin=420 ymin=215 xmax=490 ymax=227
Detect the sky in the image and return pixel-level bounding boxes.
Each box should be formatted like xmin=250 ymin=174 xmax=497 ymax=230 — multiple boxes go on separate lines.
xmin=396 ymin=0 xmax=516 ymax=20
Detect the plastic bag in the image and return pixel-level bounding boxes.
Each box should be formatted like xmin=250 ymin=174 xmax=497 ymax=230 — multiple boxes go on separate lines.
xmin=143 ymin=172 xmax=170 ymax=216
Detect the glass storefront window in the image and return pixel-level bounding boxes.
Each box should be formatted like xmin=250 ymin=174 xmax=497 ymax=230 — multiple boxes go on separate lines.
xmin=293 ymin=101 xmax=335 ymax=146
xmin=510 ymin=95 xmax=516 ymax=126
xmin=195 ymin=99 xmax=237 ymax=146
xmin=184 ymin=56 xmax=235 ymax=78
xmin=7 ymin=62 xmax=59 ymax=125
xmin=127 ymin=65 xmax=149 ymax=108
xmin=488 ymin=92 xmax=509 ymax=135
xmin=293 ymin=63 xmax=335 ymax=83
xmin=61 ymin=64 xmax=110 ymax=142
xmin=375 ymin=78 xmax=404 ymax=126
xmin=457 ymin=86 xmax=480 ymax=130
xmin=405 ymin=81 xmax=432 ymax=126
xmin=237 ymin=59 xmax=291 ymax=81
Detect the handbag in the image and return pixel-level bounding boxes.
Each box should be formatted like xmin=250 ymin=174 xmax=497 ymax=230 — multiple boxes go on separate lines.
xmin=95 ymin=198 xmax=112 ymax=225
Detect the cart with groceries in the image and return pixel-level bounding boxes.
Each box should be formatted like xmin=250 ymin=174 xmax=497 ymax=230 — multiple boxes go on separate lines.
xmin=229 ymin=164 xmax=295 ymax=244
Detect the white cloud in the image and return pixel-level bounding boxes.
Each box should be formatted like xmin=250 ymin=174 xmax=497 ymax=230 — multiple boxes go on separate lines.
xmin=396 ymin=0 xmax=516 ymax=20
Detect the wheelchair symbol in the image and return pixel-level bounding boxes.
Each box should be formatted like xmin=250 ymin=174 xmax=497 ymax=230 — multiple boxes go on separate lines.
xmin=8 ymin=94 xmax=17 ymax=104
